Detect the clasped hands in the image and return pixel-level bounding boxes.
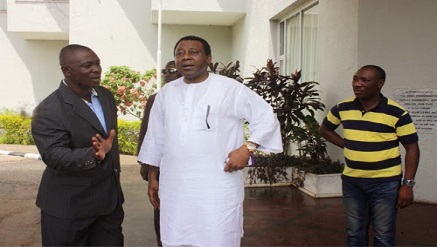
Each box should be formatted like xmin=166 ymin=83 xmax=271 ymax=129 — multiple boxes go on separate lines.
xmin=92 ymin=129 xmax=116 ymax=161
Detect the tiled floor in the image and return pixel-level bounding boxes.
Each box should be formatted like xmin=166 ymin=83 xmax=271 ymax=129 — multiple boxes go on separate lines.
xmin=241 ymin=186 xmax=437 ymax=246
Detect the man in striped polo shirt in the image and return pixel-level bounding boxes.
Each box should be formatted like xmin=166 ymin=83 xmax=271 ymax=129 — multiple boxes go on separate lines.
xmin=319 ymin=65 xmax=420 ymax=246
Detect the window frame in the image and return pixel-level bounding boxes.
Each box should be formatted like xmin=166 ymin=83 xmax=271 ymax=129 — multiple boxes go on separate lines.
xmin=278 ymin=0 xmax=319 ymax=81
xmin=0 ymin=0 xmax=7 ymax=11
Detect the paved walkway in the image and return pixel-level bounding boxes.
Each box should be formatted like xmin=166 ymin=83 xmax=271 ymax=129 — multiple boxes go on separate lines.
xmin=1 ymin=144 xmax=436 ymax=246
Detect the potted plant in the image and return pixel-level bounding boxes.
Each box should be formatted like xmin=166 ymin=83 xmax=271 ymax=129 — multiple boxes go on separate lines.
xmin=243 ymin=59 xmax=325 ymax=154
xmin=289 ymin=115 xmax=344 ymax=197
xmin=209 ymin=59 xmax=344 ymax=195
xmin=242 ymin=60 xmax=344 ymax=194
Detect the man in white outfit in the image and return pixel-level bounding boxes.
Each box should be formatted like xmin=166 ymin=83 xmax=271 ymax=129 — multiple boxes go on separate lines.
xmin=138 ymin=35 xmax=282 ymax=247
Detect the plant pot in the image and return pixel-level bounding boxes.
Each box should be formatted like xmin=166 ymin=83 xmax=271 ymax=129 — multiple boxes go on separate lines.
xmin=297 ymin=172 xmax=342 ymax=198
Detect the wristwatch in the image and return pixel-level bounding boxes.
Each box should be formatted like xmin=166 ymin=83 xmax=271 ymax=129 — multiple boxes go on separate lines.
xmin=402 ymin=179 xmax=416 ymax=188
xmin=244 ymin=142 xmax=257 ymax=153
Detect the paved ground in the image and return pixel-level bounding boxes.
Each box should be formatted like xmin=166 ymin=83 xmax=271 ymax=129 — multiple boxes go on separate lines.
xmin=1 ymin=144 xmax=437 ymax=246
xmin=0 ymin=144 xmax=156 ymax=246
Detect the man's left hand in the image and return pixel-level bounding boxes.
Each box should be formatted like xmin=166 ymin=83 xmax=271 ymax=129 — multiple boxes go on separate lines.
xmin=397 ymin=185 xmax=414 ymax=209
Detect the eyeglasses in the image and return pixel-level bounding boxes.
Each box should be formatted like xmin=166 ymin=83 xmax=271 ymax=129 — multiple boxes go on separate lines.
xmin=161 ymin=68 xmax=178 ymax=75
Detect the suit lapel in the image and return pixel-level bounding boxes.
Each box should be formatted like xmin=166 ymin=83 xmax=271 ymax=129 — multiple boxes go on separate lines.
xmin=59 ymin=82 xmax=108 ymax=137
xmin=95 ymin=87 xmax=113 ymax=133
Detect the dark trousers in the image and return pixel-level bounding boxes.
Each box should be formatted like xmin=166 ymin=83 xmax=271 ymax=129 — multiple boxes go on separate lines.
xmin=343 ymin=179 xmax=399 ymax=246
xmin=41 ymin=205 xmax=124 ymax=246
xmin=154 ymin=208 xmax=162 ymax=247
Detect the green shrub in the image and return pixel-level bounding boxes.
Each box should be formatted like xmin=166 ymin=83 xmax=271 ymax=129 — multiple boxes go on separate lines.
xmin=117 ymin=119 xmax=141 ymax=155
xmin=0 ymin=111 xmax=34 ymax=145
xmin=246 ymin=152 xmax=344 ymax=185
xmin=0 ymin=110 xmax=140 ymax=156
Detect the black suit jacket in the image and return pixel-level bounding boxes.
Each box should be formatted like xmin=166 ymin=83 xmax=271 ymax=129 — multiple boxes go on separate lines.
xmin=136 ymin=93 xmax=157 ymax=181
xmin=31 ymin=82 xmax=124 ymax=219
xmin=137 ymin=93 xmax=156 ymax=155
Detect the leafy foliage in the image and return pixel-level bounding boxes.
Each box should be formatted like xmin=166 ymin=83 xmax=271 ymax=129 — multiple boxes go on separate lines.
xmin=246 ymin=152 xmax=344 ymax=185
xmin=101 ymin=66 xmax=158 ymax=119
xmin=0 ymin=110 xmax=34 ymax=145
xmin=0 ymin=110 xmax=141 ymax=154
xmin=244 ymin=59 xmax=325 ymax=154
xmin=238 ymin=59 xmax=343 ymax=184
xmin=246 ymin=153 xmax=296 ymax=185
xmin=117 ymin=119 xmax=141 ymax=155
xmin=293 ymin=156 xmax=344 ymax=174
xmin=291 ymin=115 xmax=327 ymax=161
xmin=208 ymin=61 xmax=244 ymax=83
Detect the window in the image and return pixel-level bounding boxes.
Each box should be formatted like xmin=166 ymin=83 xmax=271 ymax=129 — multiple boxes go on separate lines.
xmin=279 ymin=1 xmax=318 ymax=82
xmin=0 ymin=0 xmax=6 ymax=11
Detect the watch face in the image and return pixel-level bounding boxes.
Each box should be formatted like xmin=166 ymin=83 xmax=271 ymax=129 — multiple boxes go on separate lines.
xmin=246 ymin=143 xmax=256 ymax=152
xmin=403 ymin=179 xmax=416 ymax=187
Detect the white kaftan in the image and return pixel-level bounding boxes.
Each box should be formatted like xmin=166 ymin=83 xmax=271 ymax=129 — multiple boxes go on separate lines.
xmin=138 ymin=73 xmax=282 ymax=246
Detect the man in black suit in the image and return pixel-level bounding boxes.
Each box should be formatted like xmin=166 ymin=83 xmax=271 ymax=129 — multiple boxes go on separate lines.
xmin=31 ymin=44 xmax=124 ymax=246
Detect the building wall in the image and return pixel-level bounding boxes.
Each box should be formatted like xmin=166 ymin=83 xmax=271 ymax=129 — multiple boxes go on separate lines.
xmin=317 ymin=0 xmax=359 ymax=160
xmin=0 ymin=12 xmax=67 ymax=113
xmin=161 ymin=24 xmax=232 ymax=66
xmin=6 ymin=0 xmax=68 ymax=40
xmin=69 ymin=0 xmax=155 ymax=72
xmin=357 ymin=0 xmax=437 ymax=203
xmin=232 ymin=0 xmax=298 ymax=76
xmin=69 ymin=0 xmax=232 ymax=74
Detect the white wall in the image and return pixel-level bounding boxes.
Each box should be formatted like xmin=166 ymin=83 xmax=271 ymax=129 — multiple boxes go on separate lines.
xmin=69 ymin=0 xmax=232 ymax=75
xmin=6 ymin=0 xmax=68 ymax=40
xmin=317 ymin=0 xmax=359 ymax=162
xmin=232 ymin=0 xmax=299 ymax=77
xmin=161 ymin=25 xmax=232 ymax=66
xmin=357 ymin=0 xmax=437 ymax=203
xmin=69 ymin=0 xmax=155 ymax=73
xmin=0 ymin=13 xmax=66 ymax=113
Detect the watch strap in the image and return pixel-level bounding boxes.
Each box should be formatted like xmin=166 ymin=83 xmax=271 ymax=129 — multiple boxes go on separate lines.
xmin=402 ymin=179 xmax=416 ymax=188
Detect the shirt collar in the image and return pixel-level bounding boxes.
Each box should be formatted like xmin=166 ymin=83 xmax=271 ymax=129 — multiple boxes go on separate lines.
xmin=91 ymin=88 xmax=98 ymax=96
xmin=62 ymin=79 xmax=98 ymax=97
xmin=353 ymin=93 xmax=387 ymax=112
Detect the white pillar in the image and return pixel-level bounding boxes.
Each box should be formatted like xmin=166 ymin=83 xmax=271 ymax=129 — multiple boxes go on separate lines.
xmin=156 ymin=0 xmax=162 ymax=91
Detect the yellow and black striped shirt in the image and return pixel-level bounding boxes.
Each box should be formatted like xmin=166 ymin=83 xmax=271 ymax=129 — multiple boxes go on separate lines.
xmin=322 ymin=95 xmax=418 ymax=180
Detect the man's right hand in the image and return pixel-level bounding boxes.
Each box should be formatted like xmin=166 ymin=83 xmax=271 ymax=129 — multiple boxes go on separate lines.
xmin=92 ymin=129 xmax=116 ymax=161
xmin=147 ymin=166 xmax=160 ymax=209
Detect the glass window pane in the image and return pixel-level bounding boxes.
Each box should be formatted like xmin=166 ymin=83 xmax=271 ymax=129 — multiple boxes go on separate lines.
xmin=302 ymin=4 xmax=319 ymax=82
xmin=279 ymin=21 xmax=285 ymax=56
xmin=279 ymin=60 xmax=284 ymax=75
xmin=286 ymin=14 xmax=300 ymax=76
xmin=0 ymin=0 xmax=7 ymax=11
